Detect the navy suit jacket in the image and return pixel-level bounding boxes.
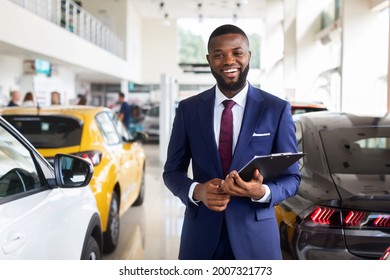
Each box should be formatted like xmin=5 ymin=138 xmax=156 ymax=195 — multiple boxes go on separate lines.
xmin=163 ymin=84 xmax=301 ymax=260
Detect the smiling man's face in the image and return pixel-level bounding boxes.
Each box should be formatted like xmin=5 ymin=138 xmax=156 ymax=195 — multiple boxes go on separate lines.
xmin=207 ymin=33 xmax=251 ymax=98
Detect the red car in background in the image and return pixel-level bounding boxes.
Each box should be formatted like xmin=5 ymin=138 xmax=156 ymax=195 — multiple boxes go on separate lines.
xmin=291 ymin=102 xmax=327 ymax=115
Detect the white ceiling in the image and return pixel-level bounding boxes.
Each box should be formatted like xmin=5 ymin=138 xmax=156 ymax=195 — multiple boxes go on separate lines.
xmin=131 ymin=0 xmax=268 ymax=20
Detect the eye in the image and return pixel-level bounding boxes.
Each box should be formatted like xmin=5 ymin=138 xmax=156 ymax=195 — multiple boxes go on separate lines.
xmin=234 ymin=51 xmax=244 ymax=57
xmin=213 ymin=53 xmax=223 ymax=59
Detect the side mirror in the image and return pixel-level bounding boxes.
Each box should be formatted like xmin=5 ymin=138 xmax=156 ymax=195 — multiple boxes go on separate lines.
xmin=54 ymin=154 xmax=94 ymax=188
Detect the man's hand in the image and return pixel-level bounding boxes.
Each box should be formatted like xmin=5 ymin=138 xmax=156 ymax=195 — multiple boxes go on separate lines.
xmin=193 ymin=178 xmax=230 ymax=212
xmin=222 ymin=169 xmax=265 ymax=200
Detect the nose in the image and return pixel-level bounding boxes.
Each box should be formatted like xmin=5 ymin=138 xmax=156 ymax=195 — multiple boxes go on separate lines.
xmin=223 ymin=53 xmax=235 ymax=65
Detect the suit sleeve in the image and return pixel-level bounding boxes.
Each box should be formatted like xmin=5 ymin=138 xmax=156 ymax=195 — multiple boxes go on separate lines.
xmin=265 ymin=102 xmax=301 ymax=206
xmin=163 ymin=103 xmax=195 ymax=206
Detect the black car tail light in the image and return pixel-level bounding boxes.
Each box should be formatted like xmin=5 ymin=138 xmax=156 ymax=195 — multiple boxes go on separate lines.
xmin=73 ymin=151 xmax=102 ymax=166
xmin=309 ymin=207 xmax=340 ymax=226
xmin=380 ymin=246 xmax=390 ymax=260
xmin=343 ymin=211 xmax=390 ymax=229
xmin=373 ymin=214 xmax=390 ymax=227
xmin=305 ymin=207 xmax=390 ymax=230
xmin=344 ymin=211 xmax=367 ymax=226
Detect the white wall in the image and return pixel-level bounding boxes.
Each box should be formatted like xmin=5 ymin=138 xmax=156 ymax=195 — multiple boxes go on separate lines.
xmin=140 ymin=19 xmax=181 ymax=84
xmin=283 ymin=0 xmax=297 ymax=100
xmin=342 ymin=0 xmax=388 ymax=115
xmin=296 ymin=0 xmax=334 ymax=102
xmin=81 ymin=0 xmax=127 ymax=40
xmin=126 ymin=1 xmax=142 ymax=83
xmin=0 ymin=56 xmax=77 ymax=106
xmin=0 ymin=55 xmax=23 ymax=106
xmin=260 ymin=0 xmax=285 ymax=98
xmin=274 ymin=0 xmax=388 ymax=114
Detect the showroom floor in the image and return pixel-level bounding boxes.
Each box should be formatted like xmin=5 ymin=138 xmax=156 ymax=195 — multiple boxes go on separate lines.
xmin=103 ymin=143 xmax=184 ymax=260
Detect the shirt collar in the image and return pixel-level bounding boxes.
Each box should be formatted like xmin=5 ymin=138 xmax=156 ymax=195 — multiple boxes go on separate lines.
xmin=215 ymin=82 xmax=248 ymax=109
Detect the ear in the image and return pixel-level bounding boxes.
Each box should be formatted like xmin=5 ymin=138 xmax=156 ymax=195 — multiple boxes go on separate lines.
xmin=206 ymin=54 xmax=210 ymax=64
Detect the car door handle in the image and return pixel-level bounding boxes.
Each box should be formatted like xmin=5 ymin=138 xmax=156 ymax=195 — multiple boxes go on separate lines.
xmin=2 ymin=232 xmax=26 ymax=255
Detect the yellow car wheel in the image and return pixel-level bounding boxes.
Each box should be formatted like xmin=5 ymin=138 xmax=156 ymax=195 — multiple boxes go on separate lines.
xmin=103 ymin=191 xmax=120 ymax=254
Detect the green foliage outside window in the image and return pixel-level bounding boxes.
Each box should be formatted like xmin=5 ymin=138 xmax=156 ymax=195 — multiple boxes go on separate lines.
xmin=178 ymin=27 xmax=261 ymax=69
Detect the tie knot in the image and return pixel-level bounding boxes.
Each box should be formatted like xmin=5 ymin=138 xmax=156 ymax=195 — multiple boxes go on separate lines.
xmin=223 ymin=100 xmax=235 ymax=109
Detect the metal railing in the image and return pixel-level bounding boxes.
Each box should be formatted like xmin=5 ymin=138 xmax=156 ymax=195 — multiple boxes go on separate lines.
xmin=8 ymin=0 xmax=125 ymax=58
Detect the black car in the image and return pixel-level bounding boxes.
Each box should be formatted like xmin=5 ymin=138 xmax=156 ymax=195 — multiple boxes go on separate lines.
xmin=276 ymin=111 xmax=390 ymax=260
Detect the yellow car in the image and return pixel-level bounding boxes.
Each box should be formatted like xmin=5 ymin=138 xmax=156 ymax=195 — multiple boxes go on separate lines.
xmin=1 ymin=105 xmax=146 ymax=254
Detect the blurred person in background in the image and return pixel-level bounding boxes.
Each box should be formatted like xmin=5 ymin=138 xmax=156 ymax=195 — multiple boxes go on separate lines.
xmin=22 ymin=92 xmax=36 ymax=107
xmin=129 ymin=105 xmax=144 ymax=135
xmin=51 ymin=91 xmax=61 ymax=105
xmin=77 ymin=95 xmax=87 ymax=105
xmin=7 ymin=90 xmax=21 ymax=107
xmin=117 ymin=92 xmax=131 ymax=130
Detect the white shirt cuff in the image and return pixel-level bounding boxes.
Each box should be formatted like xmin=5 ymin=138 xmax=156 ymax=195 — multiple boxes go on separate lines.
xmin=189 ymin=182 xmax=200 ymax=205
xmin=251 ymin=184 xmax=271 ymax=203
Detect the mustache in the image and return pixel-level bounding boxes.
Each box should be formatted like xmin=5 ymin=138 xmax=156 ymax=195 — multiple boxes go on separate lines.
xmin=211 ymin=65 xmax=250 ymax=93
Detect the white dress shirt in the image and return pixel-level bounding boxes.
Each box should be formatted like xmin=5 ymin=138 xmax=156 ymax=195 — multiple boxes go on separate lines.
xmin=214 ymin=84 xmax=246 ymax=152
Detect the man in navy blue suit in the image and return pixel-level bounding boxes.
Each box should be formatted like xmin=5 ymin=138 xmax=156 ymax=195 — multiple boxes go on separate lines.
xmin=163 ymin=24 xmax=301 ymax=260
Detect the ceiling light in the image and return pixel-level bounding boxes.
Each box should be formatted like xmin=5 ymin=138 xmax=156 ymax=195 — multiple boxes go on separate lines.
xmin=163 ymin=13 xmax=171 ymax=26
xmin=198 ymin=14 xmax=203 ymax=23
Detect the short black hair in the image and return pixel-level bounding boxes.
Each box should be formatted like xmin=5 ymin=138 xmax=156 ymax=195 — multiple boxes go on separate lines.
xmin=119 ymin=92 xmax=125 ymax=98
xmin=207 ymin=24 xmax=249 ymax=51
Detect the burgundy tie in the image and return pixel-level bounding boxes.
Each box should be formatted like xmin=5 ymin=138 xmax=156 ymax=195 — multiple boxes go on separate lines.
xmin=219 ymin=100 xmax=235 ymax=177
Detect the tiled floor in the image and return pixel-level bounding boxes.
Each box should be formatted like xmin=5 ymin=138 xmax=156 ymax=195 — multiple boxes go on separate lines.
xmin=103 ymin=143 xmax=184 ymax=260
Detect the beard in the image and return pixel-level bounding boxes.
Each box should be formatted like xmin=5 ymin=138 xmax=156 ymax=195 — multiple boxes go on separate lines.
xmin=210 ymin=64 xmax=250 ymax=93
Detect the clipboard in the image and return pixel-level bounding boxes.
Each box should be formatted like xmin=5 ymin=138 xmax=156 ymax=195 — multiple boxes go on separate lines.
xmin=238 ymin=152 xmax=305 ymax=182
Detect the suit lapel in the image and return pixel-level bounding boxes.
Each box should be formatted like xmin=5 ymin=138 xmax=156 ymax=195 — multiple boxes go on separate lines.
xmin=231 ymin=85 xmax=265 ymax=169
xmin=198 ymin=87 xmax=223 ymax=175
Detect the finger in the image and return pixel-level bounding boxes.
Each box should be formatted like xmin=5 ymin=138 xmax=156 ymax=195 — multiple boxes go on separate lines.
xmin=230 ymin=170 xmax=246 ymax=185
xmin=253 ymin=169 xmax=264 ymax=183
xmin=207 ymin=198 xmax=230 ymax=209
xmin=210 ymin=205 xmax=228 ymax=212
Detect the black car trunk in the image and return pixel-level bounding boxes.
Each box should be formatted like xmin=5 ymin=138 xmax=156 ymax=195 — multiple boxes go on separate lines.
xmin=332 ymin=173 xmax=390 ymax=259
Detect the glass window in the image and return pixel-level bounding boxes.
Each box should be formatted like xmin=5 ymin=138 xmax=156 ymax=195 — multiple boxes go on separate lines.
xmin=148 ymin=105 xmax=159 ymax=117
xmin=95 ymin=112 xmax=120 ymax=145
xmin=3 ymin=115 xmax=82 ymax=148
xmin=0 ymin=126 xmax=41 ymax=198
xmin=320 ymin=127 xmax=390 ymax=174
xmin=109 ymin=112 xmax=132 ymax=142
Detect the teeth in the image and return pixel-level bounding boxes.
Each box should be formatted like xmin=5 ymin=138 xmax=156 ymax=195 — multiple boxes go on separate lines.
xmin=224 ymin=69 xmax=237 ymax=73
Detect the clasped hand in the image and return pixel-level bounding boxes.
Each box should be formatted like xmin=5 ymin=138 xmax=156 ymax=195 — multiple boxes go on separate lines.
xmin=193 ymin=169 xmax=265 ymax=212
